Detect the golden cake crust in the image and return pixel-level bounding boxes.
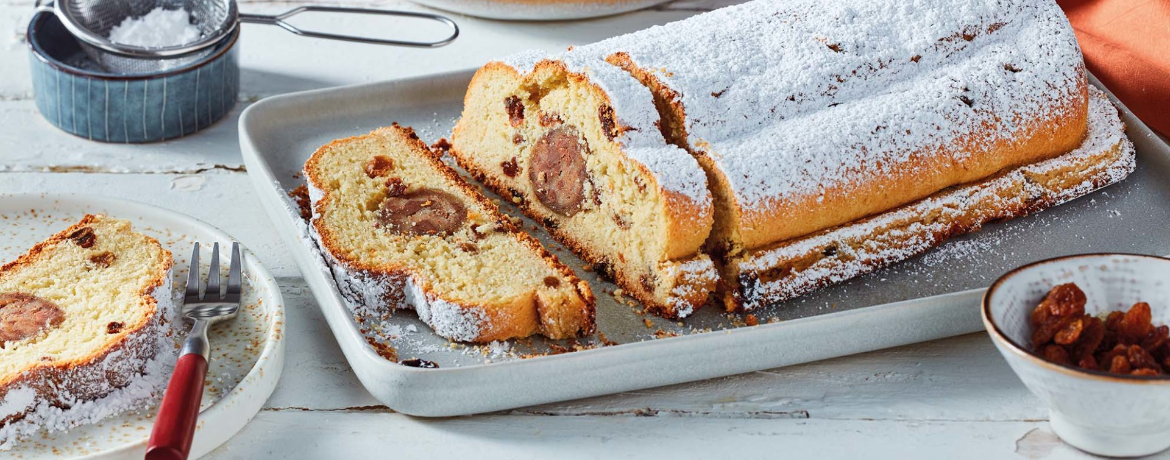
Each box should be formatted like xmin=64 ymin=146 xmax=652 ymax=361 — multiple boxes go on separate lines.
xmin=611 ymin=54 xmax=1090 ymax=256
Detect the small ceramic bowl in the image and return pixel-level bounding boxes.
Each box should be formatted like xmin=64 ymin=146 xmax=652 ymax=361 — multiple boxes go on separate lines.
xmin=26 ymin=11 xmax=239 ymax=143
xmin=984 ymin=254 xmax=1170 ymax=457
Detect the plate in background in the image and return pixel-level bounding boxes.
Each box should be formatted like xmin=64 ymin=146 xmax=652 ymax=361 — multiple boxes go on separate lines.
xmin=409 ymin=0 xmax=672 ymax=20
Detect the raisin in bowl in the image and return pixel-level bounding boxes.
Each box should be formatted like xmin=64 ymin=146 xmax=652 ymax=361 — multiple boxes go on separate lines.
xmin=983 ymin=254 xmax=1170 ymax=457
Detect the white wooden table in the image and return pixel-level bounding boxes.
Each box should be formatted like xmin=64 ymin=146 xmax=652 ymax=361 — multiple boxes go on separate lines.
xmin=1 ymin=1 xmax=1162 ymax=458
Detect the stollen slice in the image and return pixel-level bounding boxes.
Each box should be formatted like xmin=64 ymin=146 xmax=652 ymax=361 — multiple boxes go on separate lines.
xmin=0 ymin=215 xmax=173 ymax=447
xmin=305 ymin=124 xmax=595 ymax=342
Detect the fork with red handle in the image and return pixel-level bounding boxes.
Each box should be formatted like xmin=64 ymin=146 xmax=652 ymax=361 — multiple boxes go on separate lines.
xmin=146 ymin=242 xmax=241 ymax=460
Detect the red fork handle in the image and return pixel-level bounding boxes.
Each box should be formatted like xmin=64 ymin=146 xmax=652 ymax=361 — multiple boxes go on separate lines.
xmin=146 ymin=353 xmax=208 ymax=460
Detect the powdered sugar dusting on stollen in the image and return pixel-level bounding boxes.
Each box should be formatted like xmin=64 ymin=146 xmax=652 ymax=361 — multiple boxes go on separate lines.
xmin=501 ymin=50 xmax=712 ymax=207
xmin=734 ymin=88 xmax=1135 ymax=309
xmin=501 ymin=49 xmax=546 ymax=75
xmin=660 ymin=257 xmax=719 ymax=318
xmin=406 ymin=279 xmax=488 ymax=343
xmin=572 ymin=0 xmax=1084 ymax=218
xmin=0 ymin=272 xmax=177 ymax=449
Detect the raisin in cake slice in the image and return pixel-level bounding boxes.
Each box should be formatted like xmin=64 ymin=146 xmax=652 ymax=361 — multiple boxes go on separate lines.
xmin=0 ymin=215 xmax=173 ymax=447
xmin=451 ymin=51 xmax=716 ymax=319
xmin=305 ymin=124 xmax=594 ymax=342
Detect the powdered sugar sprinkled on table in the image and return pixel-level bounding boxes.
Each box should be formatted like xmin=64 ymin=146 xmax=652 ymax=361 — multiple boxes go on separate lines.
xmin=920 ymin=237 xmax=1001 ymax=267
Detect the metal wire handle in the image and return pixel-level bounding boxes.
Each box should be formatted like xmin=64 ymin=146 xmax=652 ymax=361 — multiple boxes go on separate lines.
xmin=240 ymin=6 xmax=459 ymax=48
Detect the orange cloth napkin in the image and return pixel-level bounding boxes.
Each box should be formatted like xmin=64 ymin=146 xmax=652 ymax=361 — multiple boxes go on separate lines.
xmin=1058 ymin=0 xmax=1170 ymax=137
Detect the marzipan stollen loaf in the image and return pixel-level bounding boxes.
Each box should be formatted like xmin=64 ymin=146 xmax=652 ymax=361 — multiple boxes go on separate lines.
xmin=0 ymin=215 xmax=175 ymax=448
xmin=451 ymin=51 xmax=717 ymax=319
xmin=453 ymin=0 xmax=1135 ymax=315
xmin=305 ymin=124 xmax=595 ymax=342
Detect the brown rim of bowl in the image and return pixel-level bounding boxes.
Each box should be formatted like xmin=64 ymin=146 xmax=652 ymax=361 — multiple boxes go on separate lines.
xmin=982 ymin=252 xmax=1170 ymax=384
xmin=26 ymin=11 xmax=240 ymax=80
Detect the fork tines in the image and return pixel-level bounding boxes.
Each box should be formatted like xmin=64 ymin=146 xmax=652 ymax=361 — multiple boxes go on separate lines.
xmin=183 ymin=242 xmax=243 ymax=310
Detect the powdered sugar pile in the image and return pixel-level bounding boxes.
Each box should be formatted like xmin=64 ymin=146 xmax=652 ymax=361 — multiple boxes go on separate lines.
xmin=485 ymin=340 xmax=513 ymax=360
xmin=107 ymin=7 xmax=201 ymax=48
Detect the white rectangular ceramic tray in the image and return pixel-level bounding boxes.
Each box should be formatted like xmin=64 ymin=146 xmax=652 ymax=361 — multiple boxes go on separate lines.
xmin=239 ymin=69 xmax=1170 ymax=416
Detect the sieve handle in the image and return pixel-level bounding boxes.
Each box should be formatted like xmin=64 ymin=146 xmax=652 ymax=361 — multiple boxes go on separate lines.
xmin=32 ymin=0 xmax=54 ymax=14
xmin=239 ymin=6 xmax=458 ymax=48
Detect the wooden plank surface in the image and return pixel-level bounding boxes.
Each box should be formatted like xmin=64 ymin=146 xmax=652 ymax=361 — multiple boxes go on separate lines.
xmin=207 ymin=415 xmax=1087 ymax=460
xmin=1 ymin=0 xmax=1166 ymax=458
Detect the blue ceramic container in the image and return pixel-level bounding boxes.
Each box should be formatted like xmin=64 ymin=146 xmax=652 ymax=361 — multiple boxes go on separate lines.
xmin=27 ymin=12 xmax=239 ymax=143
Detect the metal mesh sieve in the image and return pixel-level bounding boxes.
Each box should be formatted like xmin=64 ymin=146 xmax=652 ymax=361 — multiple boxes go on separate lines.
xmin=34 ymin=0 xmax=459 ymax=75
xmin=38 ymin=0 xmax=236 ymax=74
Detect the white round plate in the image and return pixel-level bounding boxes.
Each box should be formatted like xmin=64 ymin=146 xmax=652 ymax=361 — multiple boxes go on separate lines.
xmin=408 ymin=0 xmax=671 ymax=20
xmin=0 ymin=194 xmax=285 ymax=459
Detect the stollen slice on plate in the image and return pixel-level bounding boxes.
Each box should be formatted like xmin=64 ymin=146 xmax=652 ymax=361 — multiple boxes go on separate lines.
xmin=0 ymin=215 xmax=173 ymax=448
xmin=0 ymin=195 xmax=284 ymax=458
